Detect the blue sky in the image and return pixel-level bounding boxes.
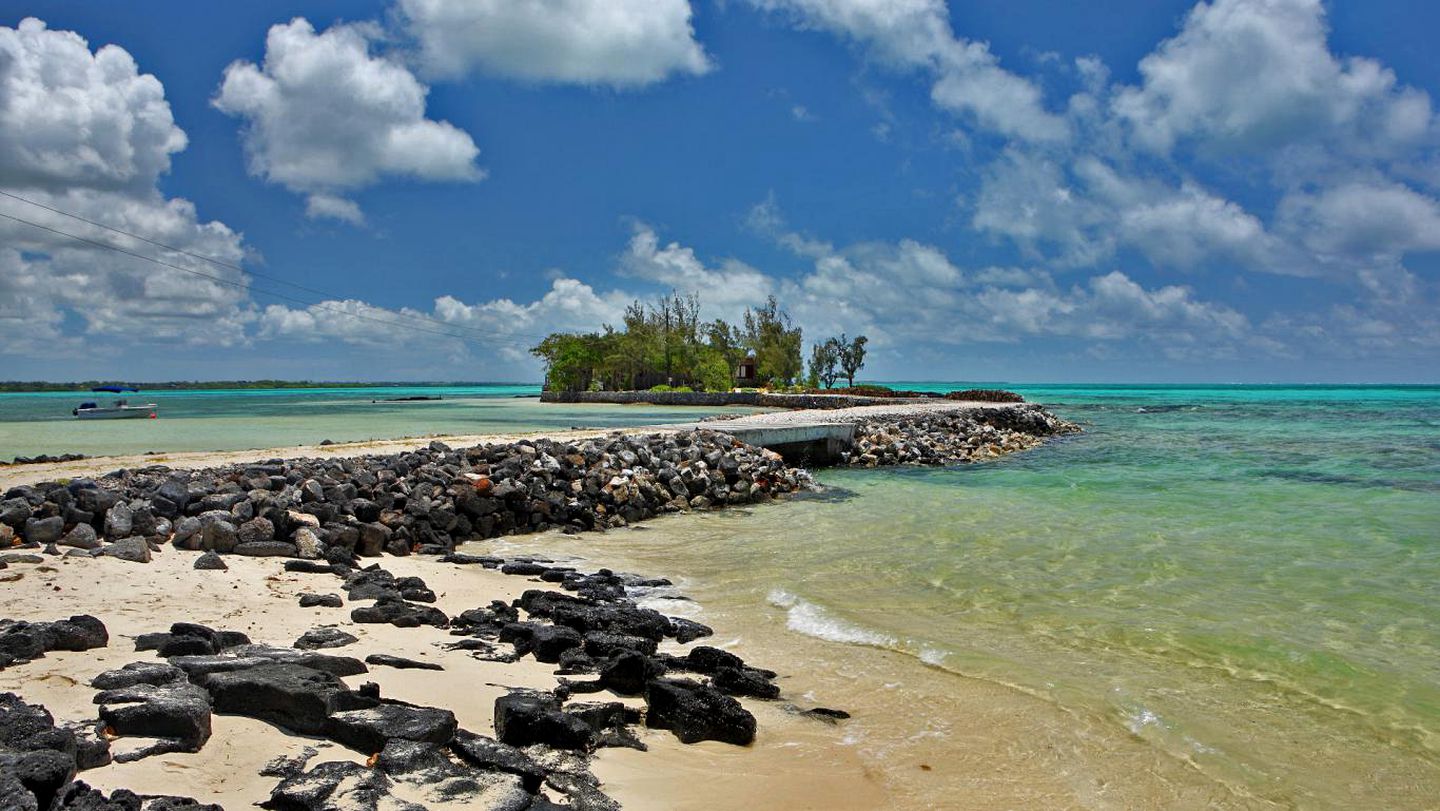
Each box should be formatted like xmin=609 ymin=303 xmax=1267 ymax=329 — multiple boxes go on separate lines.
xmin=1 ymin=0 xmax=1437 ymax=383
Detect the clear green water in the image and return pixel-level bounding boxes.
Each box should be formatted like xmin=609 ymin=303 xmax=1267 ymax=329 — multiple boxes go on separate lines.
xmin=0 ymin=385 xmax=765 ymax=458
xmin=478 ymin=383 xmax=1440 ymax=807
xmin=769 ymin=384 xmax=1440 ymax=804
xmin=6 ymin=382 xmax=1438 ymax=804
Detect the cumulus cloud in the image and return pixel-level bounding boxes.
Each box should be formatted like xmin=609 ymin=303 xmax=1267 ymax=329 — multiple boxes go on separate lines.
xmin=736 ymin=199 xmax=1258 ymax=358
xmin=1112 ymin=0 xmax=1435 ymax=159
xmin=747 ymin=0 xmax=1068 ymax=143
xmin=256 ymin=276 xmax=632 ymax=369
xmin=1276 ymin=180 xmax=1440 ymax=264
xmin=398 ymin=0 xmax=712 ymax=86
xmin=0 ymin=19 xmax=251 ymax=355
xmin=214 ymin=17 xmax=481 ymax=223
xmin=0 ymin=18 xmax=189 ymax=192
xmin=973 ymin=146 xmax=1317 ymax=276
xmin=618 ymin=223 xmax=774 ymax=314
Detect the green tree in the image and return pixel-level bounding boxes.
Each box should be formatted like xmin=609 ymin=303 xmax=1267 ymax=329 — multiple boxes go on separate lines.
xmin=837 ymin=333 xmax=868 ymax=387
xmin=808 ymin=339 xmax=840 ymax=389
xmin=531 ymin=292 xmax=810 ymax=392
xmin=530 ymin=332 xmax=606 ymax=391
xmin=704 ymin=318 xmax=746 ymax=380
xmin=694 ymin=346 xmax=734 ymax=392
xmin=742 ymin=296 xmax=803 ymax=386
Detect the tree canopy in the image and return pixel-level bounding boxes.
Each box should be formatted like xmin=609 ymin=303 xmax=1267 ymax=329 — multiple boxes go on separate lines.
xmin=807 ymin=333 xmax=868 ymax=389
xmin=530 ymin=292 xmax=806 ymax=392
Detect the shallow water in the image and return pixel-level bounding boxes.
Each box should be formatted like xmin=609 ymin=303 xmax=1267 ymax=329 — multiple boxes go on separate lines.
xmin=475 ymin=384 xmax=1440 ymax=808
xmin=6 ymin=381 xmax=1438 ymax=805
xmin=0 ymin=385 xmax=765 ymax=458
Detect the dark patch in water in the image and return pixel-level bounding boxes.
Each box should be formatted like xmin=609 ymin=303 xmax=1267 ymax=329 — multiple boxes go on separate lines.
xmin=1133 ymin=405 xmax=1201 ymax=413
xmin=1258 ymin=468 xmax=1440 ymax=492
xmin=791 ymin=484 xmax=861 ymax=504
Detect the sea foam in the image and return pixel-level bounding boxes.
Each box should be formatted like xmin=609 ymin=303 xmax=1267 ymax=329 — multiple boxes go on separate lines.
xmin=768 ymin=588 xmax=897 ymax=647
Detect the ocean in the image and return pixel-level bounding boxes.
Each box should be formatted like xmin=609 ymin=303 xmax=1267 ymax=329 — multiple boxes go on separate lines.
xmin=0 ymin=385 xmax=762 ymax=458
xmin=4 ymin=383 xmax=1438 ymax=806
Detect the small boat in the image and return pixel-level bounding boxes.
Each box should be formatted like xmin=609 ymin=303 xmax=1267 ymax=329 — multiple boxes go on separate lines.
xmin=73 ymin=386 xmax=158 ymax=420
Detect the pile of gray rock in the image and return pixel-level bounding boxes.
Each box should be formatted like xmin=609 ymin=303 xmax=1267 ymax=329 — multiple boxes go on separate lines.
xmin=844 ymin=407 xmax=1080 ymax=467
xmin=0 ymin=430 xmax=809 ymax=565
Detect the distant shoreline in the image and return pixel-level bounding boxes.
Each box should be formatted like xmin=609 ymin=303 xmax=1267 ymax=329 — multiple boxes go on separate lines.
xmin=0 ymin=381 xmax=541 ymax=393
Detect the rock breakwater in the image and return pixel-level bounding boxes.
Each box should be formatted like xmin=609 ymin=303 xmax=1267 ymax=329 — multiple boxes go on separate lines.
xmin=1 ymin=430 xmax=809 ymax=564
xmin=844 ymin=405 xmax=1080 ymax=467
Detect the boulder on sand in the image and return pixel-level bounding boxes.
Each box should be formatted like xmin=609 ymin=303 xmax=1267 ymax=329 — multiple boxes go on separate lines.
xmin=644 ymin=678 xmax=756 ymax=746
xmin=324 ymin=703 xmax=458 ymax=755
xmin=203 ymin=663 xmax=375 ymax=736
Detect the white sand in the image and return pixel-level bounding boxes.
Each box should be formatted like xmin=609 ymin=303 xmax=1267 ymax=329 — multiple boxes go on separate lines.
xmin=0 ymin=548 xmax=884 ymax=809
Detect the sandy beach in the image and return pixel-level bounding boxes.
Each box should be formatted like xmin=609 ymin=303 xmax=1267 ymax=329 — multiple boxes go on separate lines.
xmin=0 ymin=545 xmax=888 ymax=809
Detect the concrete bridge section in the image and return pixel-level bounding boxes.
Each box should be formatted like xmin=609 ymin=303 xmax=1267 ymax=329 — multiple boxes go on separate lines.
xmin=653 ymin=400 xmax=1024 ymax=466
xmin=660 ymin=420 xmax=857 ymax=465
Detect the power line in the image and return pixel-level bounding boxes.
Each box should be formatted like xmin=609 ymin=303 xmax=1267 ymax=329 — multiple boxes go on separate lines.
xmin=0 ymin=209 xmax=547 ymax=350
xmin=0 ymin=189 xmax=557 ymax=345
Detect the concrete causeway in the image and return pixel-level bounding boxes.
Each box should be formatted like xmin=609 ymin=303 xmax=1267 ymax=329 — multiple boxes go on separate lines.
xmin=655 ymin=400 xmax=1018 ymax=464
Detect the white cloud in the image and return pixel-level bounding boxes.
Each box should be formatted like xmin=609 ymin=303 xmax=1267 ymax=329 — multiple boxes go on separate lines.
xmin=213 ymin=17 xmax=481 ymax=223
xmin=0 ymin=18 xmax=189 ymax=192
xmin=971 ymin=149 xmax=1113 ymax=267
xmin=1277 ymin=180 xmax=1440 ymax=264
xmin=742 ymin=199 xmax=1257 ymax=357
xmin=257 ymin=276 xmax=632 ymax=368
xmin=748 ymin=0 xmax=1068 ymax=143
xmin=618 ymin=223 xmax=774 ymax=314
xmin=1112 ymin=0 xmax=1435 ymax=159
xmin=305 ymin=193 xmax=366 ymax=226
xmin=1117 ymin=182 xmax=1286 ymax=271
xmin=0 ymin=19 xmax=252 ymax=355
xmin=398 ymin=0 xmax=712 ymax=86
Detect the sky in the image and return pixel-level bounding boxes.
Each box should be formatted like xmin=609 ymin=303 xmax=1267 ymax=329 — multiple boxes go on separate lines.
xmin=0 ymin=0 xmax=1437 ymax=384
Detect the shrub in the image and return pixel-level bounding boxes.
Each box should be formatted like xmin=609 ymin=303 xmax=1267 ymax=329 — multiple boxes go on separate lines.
xmin=943 ymin=389 xmax=1024 ymax=403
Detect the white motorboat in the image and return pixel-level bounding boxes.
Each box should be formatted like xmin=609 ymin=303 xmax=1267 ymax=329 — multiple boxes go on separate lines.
xmin=73 ymin=387 xmax=158 ymax=420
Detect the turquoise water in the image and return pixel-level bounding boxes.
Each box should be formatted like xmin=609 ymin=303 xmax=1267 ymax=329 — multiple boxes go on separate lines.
xmin=474 ymin=383 xmax=1440 ymax=807
xmin=0 ymin=385 xmax=765 ymax=458
xmin=5 ymin=382 xmax=1438 ymax=804
xmin=787 ymin=384 xmax=1440 ymax=804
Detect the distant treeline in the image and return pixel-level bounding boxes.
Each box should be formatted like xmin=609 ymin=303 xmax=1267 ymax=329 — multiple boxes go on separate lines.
xmin=0 ymin=380 xmax=536 ymax=392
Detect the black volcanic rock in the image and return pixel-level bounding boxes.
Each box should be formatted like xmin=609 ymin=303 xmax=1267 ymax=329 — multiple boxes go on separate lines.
xmin=492 ymin=691 xmax=592 ymax=751
xmin=204 ymin=664 xmax=374 ymax=736
xmin=644 ymin=678 xmax=755 ymax=746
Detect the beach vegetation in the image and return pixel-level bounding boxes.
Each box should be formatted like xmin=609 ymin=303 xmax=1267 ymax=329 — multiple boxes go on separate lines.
xmin=838 ymin=334 xmax=868 ymax=388
xmin=742 ymin=296 xmax=804 ymax=387
xmin=809 ymin=340 xmax=840 ymax=388
xmin=943 ymin=389 xmax=1025 ymax=403
xmin=532 ymin=292 xmax=805 ymax=391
